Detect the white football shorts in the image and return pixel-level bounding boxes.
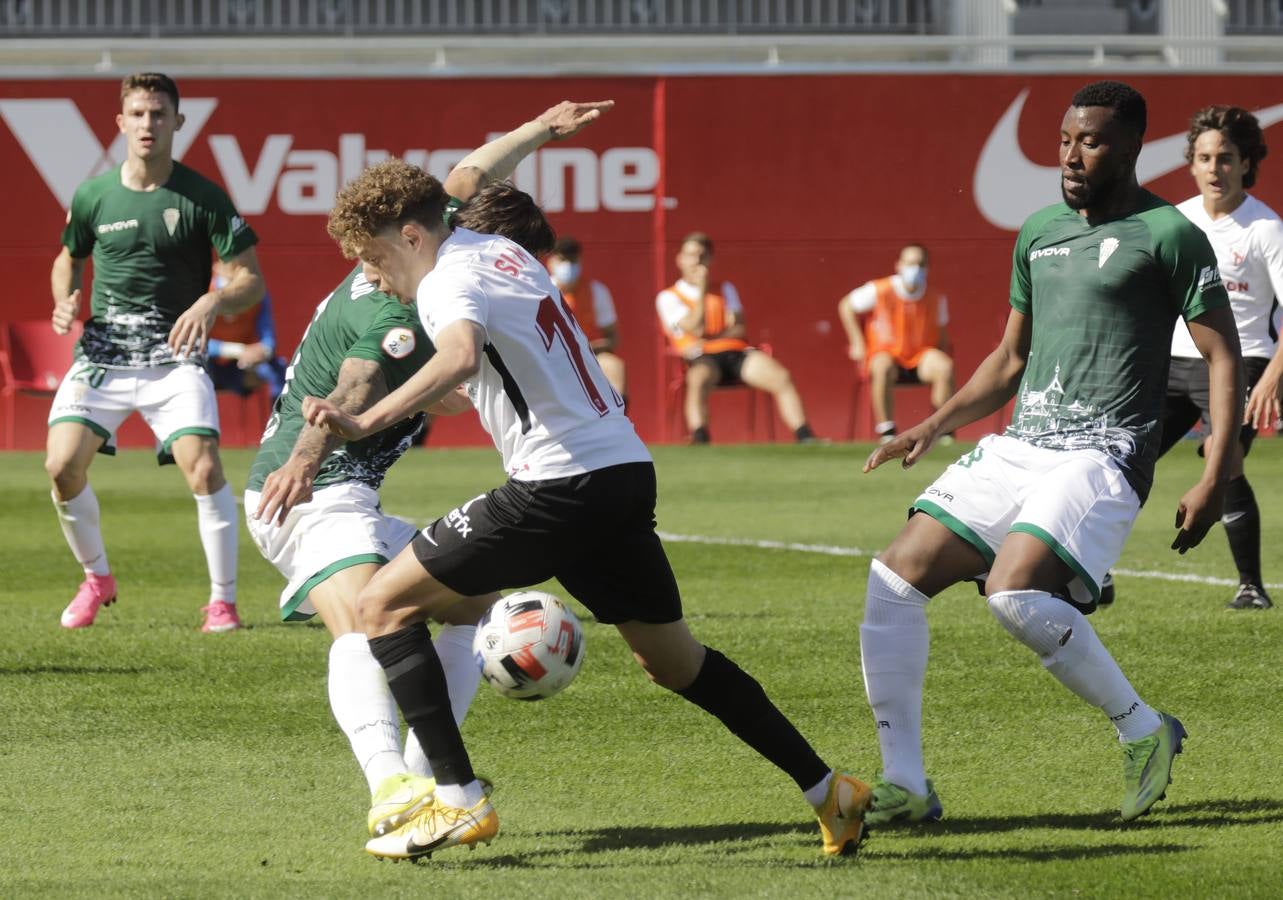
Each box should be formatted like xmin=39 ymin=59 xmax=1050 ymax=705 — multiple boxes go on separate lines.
xmin=912 ymin=433 xmax=1141 ymax=606
xmin=244 ymin=482 xmax=417 ymax=621
xmin=47 ymin=361 xmax=219 ymax=462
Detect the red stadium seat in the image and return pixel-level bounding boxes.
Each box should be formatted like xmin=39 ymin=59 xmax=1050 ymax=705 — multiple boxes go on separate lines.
xmin=0 ymin=320 xmax=81 ymax=449
xmin=664 ymin=343 xmax=776 ymax=443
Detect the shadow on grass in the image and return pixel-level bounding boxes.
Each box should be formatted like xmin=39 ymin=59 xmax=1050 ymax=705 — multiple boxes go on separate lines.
xmin=0 ymin=664 xmax=156 ymax=676
xmin=871 ymin=842 xmax=1192 ymax=863
xmin=879 ymin=797 xmax=1283 ymax=836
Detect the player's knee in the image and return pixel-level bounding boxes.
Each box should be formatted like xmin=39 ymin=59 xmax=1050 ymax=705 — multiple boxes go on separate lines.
xmin=632 ymin=650 xmax=697 ymax=691
xmin=45 ymin=453 xmax=85 ymax=495
xmin=183 ymin=454 xmax=223 ymax=493
xmin=986 ymin=589 xmax=1071 ymax=656
xmin=356 ymin=582 xmax=395 ymax=633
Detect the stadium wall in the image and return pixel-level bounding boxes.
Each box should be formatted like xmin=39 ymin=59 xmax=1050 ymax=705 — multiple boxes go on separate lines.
xmin=3 ymin=73 xmax=1281 ymax=449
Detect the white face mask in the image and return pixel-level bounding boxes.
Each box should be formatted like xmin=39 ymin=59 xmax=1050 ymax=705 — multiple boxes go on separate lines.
xmin=899 ymin=264 xmax=926 ymax=291
xmin=551 ymin=260 xmax=581 ymax=284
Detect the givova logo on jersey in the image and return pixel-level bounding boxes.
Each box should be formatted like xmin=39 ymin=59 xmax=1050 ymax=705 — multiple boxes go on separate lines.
xmin=381 ymin=327 xmax=416 ymax=359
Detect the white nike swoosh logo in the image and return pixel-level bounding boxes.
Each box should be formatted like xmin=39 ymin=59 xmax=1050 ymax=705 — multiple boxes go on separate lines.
xmin=974 ymin=90 xmax=1283 ymax=231
xmin=1222 ymin=511 xmax=1247 ymax=524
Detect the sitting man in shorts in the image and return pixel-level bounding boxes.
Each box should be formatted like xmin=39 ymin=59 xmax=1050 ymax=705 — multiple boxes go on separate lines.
xmin=656 ymin=232 xmax=817 ymax=443
xmin=247 ymin=100 xmax=612 ymax=844
xmin=839 ymin=243 xmax=954 ymax=442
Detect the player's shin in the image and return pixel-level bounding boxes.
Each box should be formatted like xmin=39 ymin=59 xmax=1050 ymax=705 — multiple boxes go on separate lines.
xmin=329 ymin=632 xmax=406 ymax=790
xmin=52 ymin=486 xmax=110 ymax=575
xmin=194 ymin=484 xmax=238 ymax=604
xmin=404 ymin=623 xmax=481 ymax=778
xmin=367 ymin=622 xmax=484 ymax=808
xmin=676 ymin=646 xmax=830 ymax=793
xmin=860 ymin=559 xmax=931 ymax=794
xmin=987 ymin=590 xmax=1161 ymax=740
xmin=1224 ymin=475 xmax=1263 ymax=589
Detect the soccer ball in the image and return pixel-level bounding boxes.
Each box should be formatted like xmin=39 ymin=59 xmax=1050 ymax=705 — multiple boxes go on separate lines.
xmin=473 ymin=591 xmax=585 ymax=701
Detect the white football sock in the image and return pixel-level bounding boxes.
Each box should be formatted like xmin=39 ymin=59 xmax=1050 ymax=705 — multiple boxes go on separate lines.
xmin=987 ymin=590 xmax=1161 ymax=742
xmin=860 ymin=559 xmax=931 ymax=795
xmin=436 ymin=780 xmax=484 ymax=809
xmin=52 ymin=487 xmax=110 ymax=576
xmin=194 ymin=484 xmax=237 ymax=604
xmin=803 ymin=772 xmax=833 ymax=809
xmin=404 ymin=624 xmax=481 ymax=779
xmin=328 ymin=632 xmax=406 ymax=792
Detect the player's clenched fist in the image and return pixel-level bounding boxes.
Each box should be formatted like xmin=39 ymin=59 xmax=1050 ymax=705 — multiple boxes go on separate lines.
xmin=52 ymin=289 xmax=81 ymax=335
xmin=303 ymin=396 xmax=365 ymax=441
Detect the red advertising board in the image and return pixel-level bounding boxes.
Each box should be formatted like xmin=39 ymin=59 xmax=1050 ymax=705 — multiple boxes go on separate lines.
xmin=3 ymin=74 xmax=1281 ymax=449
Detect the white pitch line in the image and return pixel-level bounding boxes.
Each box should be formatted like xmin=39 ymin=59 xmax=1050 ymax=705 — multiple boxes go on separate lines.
xmin=657 ymin=531 xmax=1283 ymax=590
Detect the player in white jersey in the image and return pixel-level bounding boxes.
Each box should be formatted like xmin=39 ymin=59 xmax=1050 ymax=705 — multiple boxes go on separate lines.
xmin=1161 ymin=106 xmax=1283 ymax=610
xmin=303 ymin=159 xmax=873 ymax=861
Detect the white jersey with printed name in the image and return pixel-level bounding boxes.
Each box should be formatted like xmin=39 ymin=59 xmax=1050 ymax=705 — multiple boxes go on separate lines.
xmin=1172 ymin=194 xmax=1283 ymax=359
xmin=416 ymin=228 xmax=649 ymax=480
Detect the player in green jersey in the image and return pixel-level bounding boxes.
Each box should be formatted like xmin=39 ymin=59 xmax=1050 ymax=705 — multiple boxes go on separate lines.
xmin=47 ymin=73 xmax=264 ymax=633
xmin=858 ymin=82 xmax=1244 ymax=824
xmin=244 ymin=101 xmax=611 ymax=843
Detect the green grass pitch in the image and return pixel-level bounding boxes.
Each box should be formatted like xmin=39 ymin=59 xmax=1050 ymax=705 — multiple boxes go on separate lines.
xmin=1 ymin=440 xmax=1281 ymax=898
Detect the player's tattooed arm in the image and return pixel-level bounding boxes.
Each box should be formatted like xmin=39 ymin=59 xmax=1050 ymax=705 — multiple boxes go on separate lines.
xmin=1174 ymin=306 xmax=1245 ymax=553
xmin=254 ymin=357 xmax=389 ymax=525
xmin=305 ymin=320 xmax=483 ymax=441
xmin=866 ymin=307 xmax=1029 ymax=473
xmin=444 ymin=100 xmax=615 ymax=202
xmin=50 ymin=247 xmax=87 ymax=335
xmin=168 ymin=247 xmax=266 ymax=359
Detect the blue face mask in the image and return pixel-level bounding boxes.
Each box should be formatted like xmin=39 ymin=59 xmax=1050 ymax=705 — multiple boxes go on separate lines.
xmin=899 ymin=264 xmax=926 ymax=291
xmin=551 ymin=260 xmax=581 ymax=284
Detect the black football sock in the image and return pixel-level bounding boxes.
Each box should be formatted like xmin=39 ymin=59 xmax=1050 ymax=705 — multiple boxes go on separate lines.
xmin=677 ymin=647 xmax=829 ymax=791
xmin=1224 ymin=475 xmax=1262 ymax=588
xmin=367 ymin=622 xmax=475 ymax=787
xmin=691 ymin=425 xmax=711 ymax=444
xmin=794 ymin=424 xmax=816 ymax=442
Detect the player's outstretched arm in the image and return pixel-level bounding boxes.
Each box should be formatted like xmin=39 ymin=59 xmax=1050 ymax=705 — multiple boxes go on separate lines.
xmin=864 ymin=308 xmax=1030 ymax=473
xmin=168 ymin=247 xmax=265 ymax=358
xmin=443 ymin=100 xmax=615 ymax=201
xmin=50 ymin=248 xmax=86 ymax=335
xmin=1173 ymin=306 xmax=1244 ymax=553
xmin=256 ymin=357 xmax=390 ymax=525
xmin=304 ymin=319 xmax=485 ymax=441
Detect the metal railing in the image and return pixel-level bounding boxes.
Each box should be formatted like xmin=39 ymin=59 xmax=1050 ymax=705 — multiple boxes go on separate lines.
xmin=0 ymin=0 xmax=948 ymax=35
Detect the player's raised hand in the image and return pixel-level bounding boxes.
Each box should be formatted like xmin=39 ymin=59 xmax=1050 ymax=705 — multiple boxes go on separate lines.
xmin=255 ymin=456 xmax=318 ymax=526
xmin=52 ymin=289 xmax=81 ymax=335
xmin=538 ymin=100 xmax=615 ymax=140
xmin=863 ymin=422 xmax=937 ymax=473
xmin=303 ymin=395 xmax=365 ymax=440
xmin=168 ymin=291 xmax=219 ymax=359
xmin=1171 ymin=478 xmax=1226 ymax=554
xmin=1244 ymin=370 xmax=1282 ymax=431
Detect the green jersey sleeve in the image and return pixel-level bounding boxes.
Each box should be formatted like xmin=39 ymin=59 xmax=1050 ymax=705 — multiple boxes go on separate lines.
xmin=61 ymin=181 xmax=98 ymax=258
xmin=203 ymin=189 xmax=258 ymax=261
xmin=347 ymin=304 xmax=430 ymax=389
xmin=1009 ymin=219 xmax=1036 ymax=315
xmin=1151 ymin=213 xmax=1229 ymax=322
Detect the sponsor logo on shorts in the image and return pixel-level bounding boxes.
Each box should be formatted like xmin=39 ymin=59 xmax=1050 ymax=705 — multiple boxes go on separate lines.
xmin=381 ymin=327 xmax=416 ymax=359
xmin=1029 ymin=246 xmax=1070 ymax=261
xmin=925 ymin=487 xmax=954 ymax=503
xmin=444 ymin=506 xmax=473 ymax=539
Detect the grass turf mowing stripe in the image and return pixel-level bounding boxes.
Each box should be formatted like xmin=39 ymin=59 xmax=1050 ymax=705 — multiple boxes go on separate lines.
xmin=654 ymin=530 xmax=1283 ymax=590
